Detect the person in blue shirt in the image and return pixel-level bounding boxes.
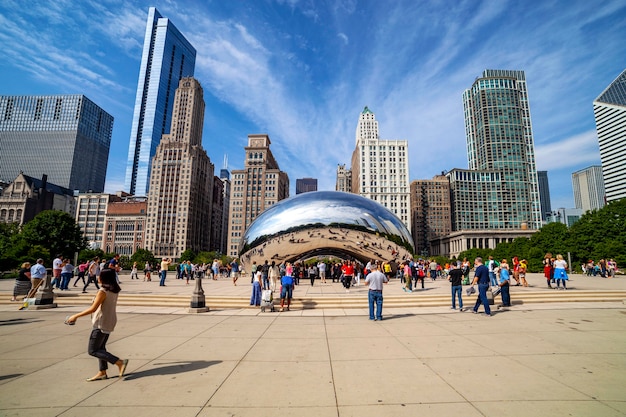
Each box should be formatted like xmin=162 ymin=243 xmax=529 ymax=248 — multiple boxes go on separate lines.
xmin=498 ymin=259 xmax=511 ymax=307
xmin=279 ymin=274 xmax=294 ymax=312
xmin=230 ymin=259 xmax=240 ymax=286
xmin=471 ymin=257 xmax=492 ymax=316
xmin=27 ymin=258 xmax=47 ymax=299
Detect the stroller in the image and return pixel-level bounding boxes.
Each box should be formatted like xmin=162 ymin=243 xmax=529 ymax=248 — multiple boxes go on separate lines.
xmin=260 ymin=289 xmax=275 ymax=312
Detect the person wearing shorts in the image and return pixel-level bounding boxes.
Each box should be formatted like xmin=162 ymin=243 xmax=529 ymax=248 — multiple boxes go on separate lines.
xmin=280 ymin=274 xmax=294 ymax=312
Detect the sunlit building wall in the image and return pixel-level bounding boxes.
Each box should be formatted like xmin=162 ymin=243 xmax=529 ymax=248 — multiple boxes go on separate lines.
xmin=593 ymin=68 xmax=626 ymax=203
xmin=350 ymin=106 xmax=411 ymax=232
xmin=227 ymin=134 xmax=289 ymax=257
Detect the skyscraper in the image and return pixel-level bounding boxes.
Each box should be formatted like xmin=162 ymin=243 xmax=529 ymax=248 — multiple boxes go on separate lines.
xmin=145 ymin=78 xmax=214 ymax=259
xmin=76 ymin=193 xmax=124 ymax=249
xmin=125 ymin=7 xmax=196 ymax=196
xmin=440 ymin=70 xmax=541 ymax=257
xmin=572 ymin=165 xmax=605 ymax=212
xmin=350 ymin=107 xmax=410 ymax=231
xmin=0 ymin=95 xmax=113 ymax=192
xmin=593 ymin=68 xmax=626 ymax=203
xmin=537 ymin=171 xmax=552 ymax=221
xmin=410 ymin=176 xmax=452 ymax=257
xmin=459 ymin=69 xmax=542 ymax=230
xmin=296 ymin=178 xmax=318 ymax=194
xmin=335 ymin=164 xmax=351 ymax=192
xmin=227 ymin=134 xmax=289 ymax=257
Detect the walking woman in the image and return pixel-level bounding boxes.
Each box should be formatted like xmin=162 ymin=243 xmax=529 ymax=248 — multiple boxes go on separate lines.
xmin=11 ymin=262 xmax=32 ymax=302
xmin=65 ymin=269 xmax=129 ymax=381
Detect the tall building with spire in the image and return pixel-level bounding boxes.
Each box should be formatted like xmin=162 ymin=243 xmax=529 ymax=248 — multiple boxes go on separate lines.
xmin=227 ymin=134 xmax=289 ymax=258
xmin=594 ymin=68 xmax=626 ymax=203
xmin=125 ymin=7 xmax=196 ymax=196
xmin=145 ymin=78 xmax=214 ymax=259
xmin=350 ymin=107 xmax=410 ymax=231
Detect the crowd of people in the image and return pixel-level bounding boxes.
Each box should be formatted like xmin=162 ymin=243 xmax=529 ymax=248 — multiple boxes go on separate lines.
xmin=9 ymin=252 xmax=621 ymax=318
xmin=581 ymin=258 xmax=619 ymax=278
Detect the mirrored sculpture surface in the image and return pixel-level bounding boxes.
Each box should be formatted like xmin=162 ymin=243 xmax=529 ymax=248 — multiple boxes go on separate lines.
xmin=239 ymin=191 xmax=414 ymax=268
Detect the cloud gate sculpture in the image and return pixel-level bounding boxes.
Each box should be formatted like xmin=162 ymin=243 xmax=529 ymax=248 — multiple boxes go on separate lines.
xmin=239 ymin=191 xmax=415 ymax=268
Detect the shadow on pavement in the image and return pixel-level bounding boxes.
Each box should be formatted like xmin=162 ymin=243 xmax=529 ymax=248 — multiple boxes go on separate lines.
xmin=0 ymin=373 xmax=23 ymax=381
xmin=0 ymin=318 xmax=44 ymax=326
xmin=123 ymin=360 xmax=222 ymax=381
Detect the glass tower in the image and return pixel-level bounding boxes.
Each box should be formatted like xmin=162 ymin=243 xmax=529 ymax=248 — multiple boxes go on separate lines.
xmin=459 ymin=69 xmax=542 ymax=230
xmin=0 ymin=95 xmax=113 ymax=192
xmin=593 ymin=69 xmax=626 ymax=203
xmin=125 ymin=7 xmax=196 ymax=196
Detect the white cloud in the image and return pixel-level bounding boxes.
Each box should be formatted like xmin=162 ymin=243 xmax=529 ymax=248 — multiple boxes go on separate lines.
xmin=535 ymin=131 xmax=601 ymax=171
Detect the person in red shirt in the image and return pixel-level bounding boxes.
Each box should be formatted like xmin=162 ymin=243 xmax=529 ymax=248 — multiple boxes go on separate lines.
xmin=341 ymin=261 xmax=354 ymax=293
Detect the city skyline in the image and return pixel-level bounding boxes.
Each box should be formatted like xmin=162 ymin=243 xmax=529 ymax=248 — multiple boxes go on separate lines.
xmin=1 ymin=1 xmax=624 ymax=209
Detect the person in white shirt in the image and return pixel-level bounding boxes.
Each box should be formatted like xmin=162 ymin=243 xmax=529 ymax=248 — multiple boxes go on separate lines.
xmin=365 ymin=262 xmax=388 ymax=321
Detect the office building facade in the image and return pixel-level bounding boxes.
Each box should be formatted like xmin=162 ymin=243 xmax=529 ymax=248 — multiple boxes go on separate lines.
xmin=593 ymin=69 xmax=626 ymax=202
xmin=410 ymin=175 xmax=452 ymax=257
xmin=76 ymin=193 xmax=125 ymax=249
xmin=335 ymin=164 xmax=351 ymax=192
xmin=537 ymin=170 xmax=552 ymax=221
xmin=210 ymin=176 xmax=226 ymax=253
xmin=350 ymin=107 xmax=411 ymax=231
xmin=103 ymin=200 xmax=147 ymax=255
xmin=227 ymin=134 xmax=289 ymax=258
xmin=546 ymin=207 xmax=583 ymax=227
xmin=145 ymin=78 xmax=214 ymax=259
xmin=572 ymin=165 xmax=605 ymax=212
xmin=125 ymin=7 xmax=196 ymax=196
xmin=0 ymin=95 xmax=113 ymax=192
xmin=296 ymin=178 xmax=318 ymax=194
xmin=217 ymin=169 xmax=231 ymax=255
xmin=459 ymin=69 xmax=542 ymax=230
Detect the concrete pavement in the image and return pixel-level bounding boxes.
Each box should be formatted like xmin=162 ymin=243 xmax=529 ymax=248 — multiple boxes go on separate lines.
xmin=0 ymin=272 xmax=625 ymax=416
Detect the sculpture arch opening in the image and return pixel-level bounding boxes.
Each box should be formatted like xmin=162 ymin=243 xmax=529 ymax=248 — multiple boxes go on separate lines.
xmin=239 ymin=191 xmax=414 ymax=268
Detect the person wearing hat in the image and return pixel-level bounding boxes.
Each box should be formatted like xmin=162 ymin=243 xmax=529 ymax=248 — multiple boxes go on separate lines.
xmin=365 ymin=261 xmax=388 ymax=321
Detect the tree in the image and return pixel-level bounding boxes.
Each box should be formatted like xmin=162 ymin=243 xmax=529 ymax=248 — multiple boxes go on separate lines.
xmin=458 ymin=248 xmax=493 ymax=265
xmin=130 ymin=248 xmax=157 ymax=267
xmin=78 ymin=248 xmax=106 ymax=263
xmin=0 ymin=222 xmax=23 ymax=271
xmin=568 ymin=199 xmax=626 ymax=268
xmin=180 ymin=249 xmax=197 ymax=263
xmin=20 ymin=210 xmax=86 ymax=260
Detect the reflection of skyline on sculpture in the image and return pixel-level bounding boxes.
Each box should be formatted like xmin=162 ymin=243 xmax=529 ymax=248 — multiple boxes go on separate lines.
xmin=239 ymin=191 xmax=414 ymax=267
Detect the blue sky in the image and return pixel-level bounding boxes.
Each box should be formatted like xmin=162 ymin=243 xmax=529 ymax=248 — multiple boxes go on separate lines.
xmin=1 ymin=0 xmax=625 ymax=209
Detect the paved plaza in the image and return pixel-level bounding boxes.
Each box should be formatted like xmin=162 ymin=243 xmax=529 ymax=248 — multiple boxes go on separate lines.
xmin=0 ymin=273 xmax=625 ymax=416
